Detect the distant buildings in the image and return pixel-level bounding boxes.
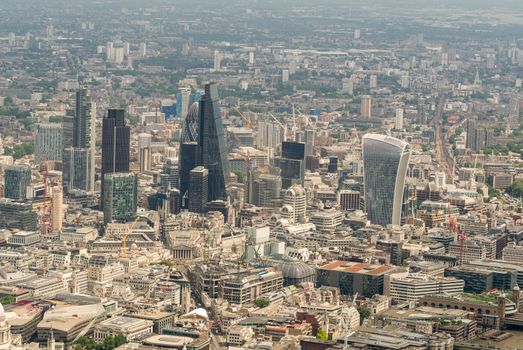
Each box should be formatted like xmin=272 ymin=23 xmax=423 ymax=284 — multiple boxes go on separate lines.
xmin=360 ymin=95 xmax=372 ymax=119
xmin=362 ymin=134 xmax=411 ymax=226
xmin=276 ymin=141 xmax=305 ymax=189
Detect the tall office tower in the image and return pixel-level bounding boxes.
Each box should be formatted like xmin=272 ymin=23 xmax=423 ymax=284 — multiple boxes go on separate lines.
xmin=282 ymin=185 xmax=307 ymax=224
xmin=176 ymin=87 xmax=191 ymax=118
xmin=252 ymin=174 xmax=282 ymax=208
xmin=362 ymin=134 xmax=411 ymax=227
xmin=62 ymin=114 xmax=75 ymax=150
xmin=71 ymin=88 xmax=96 ymax=190
xmin=369 ymin=75 xmax=377 ymax=89
xmin=4 ymin=165 xmax=31 ymax=200
xmin=102 ymin=109 xmax=130 ymax=177
xmin=465 ymin=119 xmax=476 ymax=150
xmin=35 ymin=123 xmax=63 ymax=164
xmin=213 ymin=50 xmax=221 ymax=71
xmin=0 ymin=199 xmax=38 ymax=231
xmin=161 ymin=158 xmax=179 ymax=191
xmin=360 ymin=95 xmax=372 ymax=119
xmin=188 ymin=166 xmax=208 ymax=213
xmin=179 ymin=102 xmax=200 ymax=208
xmin=139 ymin=42 xmax=147 ymax=57
xmin=51 ymin=186 xmax=63 ymax=233
xmin=249 ymin=51 xmax=255 ymax=65
xmin=474 ymin=128 xmax=486 ymax=153
xmin=106 ymin=41 xmax=114 ymax=61
xmin=395 ymin=108 xmax=404 ymax=130
xmin=198 ymin=83 xmax=230 ymax=201
xmin=304 ymin=129 xmax=315 ymax=157
xmin=256 ymin=120 xmax=285 ymax=154
xmin=102 ymin=172 xmax=137 ymax=224
xmin=138 ymin=133 xmax=152 ymax=171
xmin=328 ymin=156 xmax=338 ymax=173
xmin=101 ymin=109 xmax=130 ymax=207
xmin=354 ymin=29 xmax=361 ymax=39
xmin=276 ymin=141 xmax=305 ymax=189
xmin=63 ymin=148 xmax=92 ymax=192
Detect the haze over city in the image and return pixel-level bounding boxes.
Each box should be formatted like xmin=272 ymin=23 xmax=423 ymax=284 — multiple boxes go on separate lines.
xmin=0 ymin=1 xmax=522 ymax=350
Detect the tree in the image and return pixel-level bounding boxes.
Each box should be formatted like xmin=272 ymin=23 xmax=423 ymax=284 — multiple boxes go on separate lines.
xmin=316 ymin=329 xmax=328 ymax=340
xmin=49 ymin=115 xmax=64 ymax=123
xmin=0 ymin=296 xmax=15 ymax=304
xmin=357 ymin=306 xmax=370 ymax=324
xmin=255 ymin=298 xmax=270 ymax=308
xmin=507 ymin=179 xmax=523 ymax=198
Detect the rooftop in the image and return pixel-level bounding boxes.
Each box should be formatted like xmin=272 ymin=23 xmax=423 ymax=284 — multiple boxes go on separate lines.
xmin=319 ymin=261 xmax=393 ymax=276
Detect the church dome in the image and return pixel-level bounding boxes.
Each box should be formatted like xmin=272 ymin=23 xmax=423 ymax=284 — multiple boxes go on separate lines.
xmin=282 ymin=261 xmax=315 ymax=280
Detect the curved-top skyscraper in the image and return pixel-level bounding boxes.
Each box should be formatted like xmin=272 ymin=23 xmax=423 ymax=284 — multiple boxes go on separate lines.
xmin=362 ymin=134 xmax=410 ymax=227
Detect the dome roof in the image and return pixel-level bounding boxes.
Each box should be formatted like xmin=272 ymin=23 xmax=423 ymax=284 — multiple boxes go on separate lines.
xmin=286 ymin=185 xmax=305 ymax=197
xmin=281 ymin=261 xmax=315 ymax=280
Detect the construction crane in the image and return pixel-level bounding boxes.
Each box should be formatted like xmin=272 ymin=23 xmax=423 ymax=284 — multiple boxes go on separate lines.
xmin=122 ymin=217 xmax=141 ymax=257
xmin=40 ymin=156 xmax=52 ymax=236
xmin=231 ymin=107 xmax=252 ymax=128
xmin=458 ymin=229 xmax=467 ymax=264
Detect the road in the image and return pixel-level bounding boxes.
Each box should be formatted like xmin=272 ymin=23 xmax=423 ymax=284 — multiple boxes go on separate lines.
xmin=433 ymin=98 xmax=455 ymax=181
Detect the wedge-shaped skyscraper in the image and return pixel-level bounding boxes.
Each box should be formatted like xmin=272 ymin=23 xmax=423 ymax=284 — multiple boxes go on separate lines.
xmin=362 ymin=134 xmax=410 ymax=227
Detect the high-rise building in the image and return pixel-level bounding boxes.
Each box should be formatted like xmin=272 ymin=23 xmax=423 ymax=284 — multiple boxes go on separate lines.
xmin=176 ymin=88 xmax=191 ymax=118
xmin=198 ymin=83 xmax=230 ymax=201
xmin=63 ymin=148 xmax=93 ymax=192
xmin=252 ymin=174 xmax=282 ymax=208
xmin=51 ymin=186 xmax=63 ymax=233
xmin=139 ymin=42 xmax=147 ymax=57
xmin=189 ymin=166 xmax=208 ymax=213
xmin=213 ymin=50 xmax=221 ymax=71
xmin=395 ymin=108 xmax=404 ymax=130
xmin=361 ymin=95 xmax=372 ymax=119
xmin=138 ymin=133 xmax=152 ymax=171
xmin=256 ymin=120 xmax=285 ymax=154
xmin=304 ymin=129 xmax=315 ymax=157
xmin=179 ymin=102 xmax=200 ymax=208
xmin=102 ymin=172 xmax=137 ymax=224
xmin=64 ymin=88 xmax=96 ymax=192
xmin=281 ymin=185 xmax=307 ymax=224
xmin=362 ymin=134 xmax=411 ymax=227
xmin=276 ymin=141 xmax=305 ymax=189
xmin=4 ymin=165 xmax=31 ymax=200
xmin=370 ymin=75 xmax=377 ymax=89
xmin=161 ymin=158 xmax=179 ymax=191
xmin=35 ymin=123 xmax=63 ymax=164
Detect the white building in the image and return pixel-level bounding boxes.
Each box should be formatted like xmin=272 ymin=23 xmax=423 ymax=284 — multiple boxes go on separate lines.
xmin=227 ymin=325 xmax=254 ymax=346
xmin=386 ymin=273 xmax=464 ymax=304
xmin=94 ymin=316 xmax=153 ymax=342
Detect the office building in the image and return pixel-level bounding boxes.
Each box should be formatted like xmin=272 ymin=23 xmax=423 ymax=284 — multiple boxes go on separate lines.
xmin=161 ymin=158 xmax=179 ymax=191
xmin=138 ymin=133 xmax=152 ymax=172
xmin=51 ymin=186 xmax=63 ymax=233
xmin=317 ymin=261 xmax=394 ymax=297
xmin=395 ymin=108 xmax=404 ymax=130
xmin=361 ymin=95 xmax=372 ymax=119
xmin=198 ymin=83 xmax=230 ymax=201
xmin=213 ymin=50 xmax=221 ymax=71
xmin=102 ymin=172 xmax=138 ymax=224
xmin=386 ymin=273 xmax=464 ymax=304
xmin=4 ymin=165 xmax=31 ymax=200
xmin=339 ymin=190 xmax=361 ymax=211
xmin=281 ymin=185 xmax=307 ymax=224
xmin=503 ymin=244 xmax=523 ymax=263
xmin=63 ymin=148 xmax=93 ymax=192
xmin=189 ymin=166 xmax=208 ymax=214
xmin=94 ymin=316 xmax=153 ymax=342
xmin=276 ymin=141 xmax=305 ymax=189
xmin=370 ymin=74 xmax=377 ymax=89
xmin=256 ymin=119 xmax=285 ymax=154
xmin=179 ymin=102 xmax=200 ymax=207
xmin=303 ymin=129 xmax=315 ymax=157
xmin=0 ymin=199 xmax=38 ymax=231
xmin=102 ymin=109 xmax=130 ymax=207
xmin=35 ymin=123 xmax=63 ymax=164
xmin=176 ymin=87 xmax=191 ymax=118
xmin=362 ymin=134 xmax=411 ymax=226
xmin=252 ymin=174 xmax=282 ymax=208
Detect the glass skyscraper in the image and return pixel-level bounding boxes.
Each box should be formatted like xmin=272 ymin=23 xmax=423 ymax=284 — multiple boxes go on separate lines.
xmin=4 ymin=165 xmax=31 ymax=200
xmin=198 ymin=83 xmax=230 ymax=201
xmin=102 ymin=172 xmax=137 ymax=223
xmin=362 ymin=134 xmax=411 ymax=227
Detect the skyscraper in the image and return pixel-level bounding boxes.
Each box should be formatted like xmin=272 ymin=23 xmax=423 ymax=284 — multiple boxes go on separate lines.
xmin=198 ymin=83 xmax=230 ymax=201
xmin=102 ymin=109 xmax=130 ymax=175
xmin=35 ymin=123 xmax=63 ymax=164
xmin=176 ymin=87 xmax=191 ymax=118
xmin=276 ymin=141 xmax=305 ymax=189
xmin=362 ymin=134 xmax=411 ymax=227
xmin=102 ymin=172 xmax=137 ymax=224
xmin=138 ymin=133 xmax=152 ymax=172
xmin=395 ymin=108 xmax=404 ymax=130
xmin=4 ymin=165 xmax=31 ymax=200
xmin=304 ymin=129 xmax=315 ymax=157
xmin=101 ymin=109 xmax=130 ymax=208
xmin=64 ymin=88 xmax=96 ymax=192
xmin=189 ymin=166 xmax=208 ymax=213
xmin=179 ymin=102 xmax=200 ymax=208
xmin=51 ymin=186 xmax=63 ymax=233
xmin=361 ymin=95 xmax=372 ymax=120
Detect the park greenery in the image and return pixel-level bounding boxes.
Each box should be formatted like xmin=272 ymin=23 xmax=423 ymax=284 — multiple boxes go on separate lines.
xmin=73 ymin=335 xmax=126 ymax=350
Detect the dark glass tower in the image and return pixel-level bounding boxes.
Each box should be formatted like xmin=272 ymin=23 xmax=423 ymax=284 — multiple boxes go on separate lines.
xmin=197 ymin=83 xmax=229 ymax=201
xmin=102 ymin=109 xmax=130 ymax=176
xmin=101 ymin=109 xmax=130 ymax=208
